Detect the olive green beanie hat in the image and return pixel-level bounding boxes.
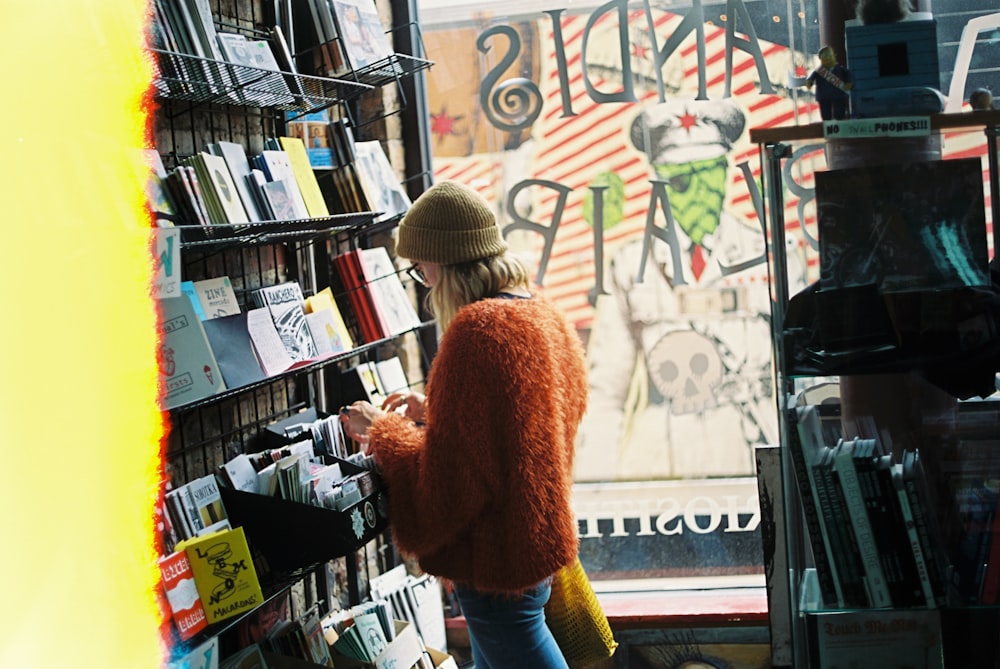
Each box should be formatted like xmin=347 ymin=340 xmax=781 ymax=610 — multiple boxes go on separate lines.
xmin=395 ymin=181 xmax=508 ymax=264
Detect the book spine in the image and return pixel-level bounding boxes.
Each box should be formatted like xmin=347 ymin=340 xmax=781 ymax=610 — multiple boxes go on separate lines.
xmin=173 ymin=0 xmax=223 ymax=92
xmin=246 ymin=171 xmax=274 ymax=221
xmin=164 ymin=169 xmax=199 ymax=226
xmin=823 ymin=460 xmax=871 ymax=608
xmin=798 ymin=406 xmax=869 ymax=608
xmin=189 ymin=158 xmax=227 ymax=225
xmin=812 ymin=454 xmax=868 ymax=608
xmin=330 ymin=253 xmax=356 ymax=340
xmin=833 ymin=442 xmax=893 ymax=608
xmin=269 ymin=25 xmax=307 ymax=105
xmin=166 ymin=488 xmax=194 ymax=541
xmin=151 ymin=0 xmax=194 ymax=95
xmin=866 ymin=458 xmax=924 ymax=607
xmin=786 ymin=411 xmax=843 ymax=608
xmin=856 ymin=453 xmax=907 ymax=606
xmin=354 ymin=256 xmax=387 ymax=341
xmin=155 ymin=0 xmax=201 ymax=94
xmin=891 ymin=465 xmax=938 ymax=607
xmin=359 ymin=269 xmax=394 ymax=340
xmin=180 ymin=482 xmax=207 ymax=534
xmin=903 ymin=453 xmax=950 ymax=606
xmin=787 ymin=409 xmax=847 ymax=607
xmin=181 ymin=165 xmax=214 ymax=228
xmin=334 ymin=251 xmax=382 ymax=343
xmin=155 ymin=494 xmax=180 ymax=555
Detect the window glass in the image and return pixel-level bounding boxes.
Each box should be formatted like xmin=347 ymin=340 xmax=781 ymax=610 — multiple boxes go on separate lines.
xmin=414 ymin=0 xmax=999 ymax=587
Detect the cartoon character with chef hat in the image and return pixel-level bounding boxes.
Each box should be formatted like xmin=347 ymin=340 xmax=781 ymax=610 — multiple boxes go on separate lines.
xmin=576 ymin=98 xmax=805 ymax=481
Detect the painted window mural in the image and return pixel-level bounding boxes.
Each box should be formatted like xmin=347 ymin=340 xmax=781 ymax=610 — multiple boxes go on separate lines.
xmin=415 ymin=0 xmax=998 ymax=583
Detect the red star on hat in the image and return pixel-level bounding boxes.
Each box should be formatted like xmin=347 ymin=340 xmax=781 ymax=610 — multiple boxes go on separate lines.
xmin=431 ymin=107 xmax=463 ymax=142
xmin=678 ymin=110 xmax=699 ymax=132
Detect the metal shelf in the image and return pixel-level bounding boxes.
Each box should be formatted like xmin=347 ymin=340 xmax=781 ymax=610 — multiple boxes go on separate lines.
xmin=166 ymin=321 xmax=436 ymax=414
xmin=341 ymin=52 xmax=433 ymax=89
xmin=171 ymin=212 xmax=379 ymax=251
xmin=150 ymin=47 xmax=432 ymax=112
xmin=151 ymin=47 xmax=373 ymax=111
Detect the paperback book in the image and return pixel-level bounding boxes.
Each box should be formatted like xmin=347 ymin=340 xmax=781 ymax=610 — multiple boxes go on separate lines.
xmin=374 ymin=356 xmax=408 ymax=395
xmin=158 ymin=295 xmax=227 ymax=409
xmin=331 ymin=611 xmax=389 ymax=661
xmin=358 ymin=246 xmax=421 ymax=337
xmin=183 ymin=473 xmax=229 ymax=531
xmin=219 ymin=644 xmax=267 ymax=669
xmin=253 ymin=282 xmax=319 ymax=362
xmin=215 ymin=32 xmax=294 ymax=106
xmin=353 ymin=140 xmax=411 ymax=221
xmin=341 ymin=360 xmax=387 ymax=406
xmin=153 ymin=228 xmax=182 ymax=299
xmin=305 ymin=308 xmax=347 ymax=356
xmin=201 ymin=311 xmax=268 ymax=388
xmin=177 ymin=526 xmax=264 ymax=625
xmin=286 ymin=110 xmax=337 ymax=168
xmin=329 ymin=0 xmax=394 ymax=70
xmin=254 ymin=150 xmax=310 ymax=219
xmin=182 ymin=281 xmax=208 ymax=320
xmin=158 ymin=549 xmax=209 ymax=641
xmin=304 ymin=287 xmax=354 ymax=351
xmin=246 ymin=306 xmax=295 ymax=376
xmin=791 ymin=404 xmax=850 ymax=608
xmin=278 ymin=136 xmax=331 ymax=218
xmin=220 ymin=453 xmax=261 ymax=495
xmin=246 ymin=169 xmax=275 ymax=220
xmin=260 ymin=180 xmax=303 ymax=220
xmin=184 ymin=152 xmax=250 ymax=226
xmin=306 ymin=0 xmax=349 ymax=77
xmin=208 ymin=141 xmax=266 ymax=221
xmin=328 ymin=118 xmax=358 ymax=166
xmin=164 ymin=165 xmax=210 ymax=227
xmin=162 ymin=0 xmax=236 ymax=99
xmin=193 ymin=276 xmax=240 ymax=319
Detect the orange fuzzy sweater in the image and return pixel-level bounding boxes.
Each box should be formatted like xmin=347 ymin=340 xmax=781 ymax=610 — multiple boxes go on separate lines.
xmin=368 ymin=294 xmax=588 ymax=594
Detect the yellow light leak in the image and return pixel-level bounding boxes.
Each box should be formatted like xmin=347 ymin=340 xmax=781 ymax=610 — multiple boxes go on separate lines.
xmin=0 ymin=2 xmax=167 ymax=668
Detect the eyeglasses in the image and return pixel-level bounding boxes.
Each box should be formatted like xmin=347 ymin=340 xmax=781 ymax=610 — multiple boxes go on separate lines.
xmin=406 ymin=265 xmax=428 ymax=287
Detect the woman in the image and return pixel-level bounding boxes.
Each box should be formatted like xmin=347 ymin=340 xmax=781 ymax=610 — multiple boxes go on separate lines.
xmin=340 ymin=180 xmax=588 ymax=669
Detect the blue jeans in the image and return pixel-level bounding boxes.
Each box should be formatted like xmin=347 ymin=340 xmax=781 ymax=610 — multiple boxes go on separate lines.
xmin=453 ymin=579 xmax=569 ymax=669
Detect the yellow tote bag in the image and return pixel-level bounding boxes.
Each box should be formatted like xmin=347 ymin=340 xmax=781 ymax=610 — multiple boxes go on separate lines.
xmin=544 ymin=557 xmax=618 ymax=668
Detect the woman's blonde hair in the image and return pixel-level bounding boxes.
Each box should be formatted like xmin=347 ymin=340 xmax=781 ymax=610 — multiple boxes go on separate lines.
xmin=427 ymin=253 xmax=531 ymax=330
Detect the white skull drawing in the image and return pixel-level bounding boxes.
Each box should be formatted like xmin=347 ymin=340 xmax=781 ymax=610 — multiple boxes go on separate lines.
xmin=647 ymin=330 xmax=723 ymax=415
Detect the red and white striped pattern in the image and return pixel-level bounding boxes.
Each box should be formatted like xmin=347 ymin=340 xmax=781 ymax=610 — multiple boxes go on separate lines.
xmin=430 ymin=9 xmax=994 ymax=328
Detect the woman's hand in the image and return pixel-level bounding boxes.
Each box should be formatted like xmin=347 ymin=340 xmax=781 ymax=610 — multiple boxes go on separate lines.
xmin=339 ymin=401 xmax=384 ymax=445
xmin=382 ymin=391 xmax=427 ymax=424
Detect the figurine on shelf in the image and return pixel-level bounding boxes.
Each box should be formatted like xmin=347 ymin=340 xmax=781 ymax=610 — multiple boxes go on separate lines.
xmin=969 ymin=87 xmax=995 ymax=111
xmin=806 ymin=46 xmax=854 ymax=120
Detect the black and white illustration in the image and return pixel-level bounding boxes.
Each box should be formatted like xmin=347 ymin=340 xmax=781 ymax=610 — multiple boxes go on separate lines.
xmin=254 ymin=282 xmax=319 ymax=362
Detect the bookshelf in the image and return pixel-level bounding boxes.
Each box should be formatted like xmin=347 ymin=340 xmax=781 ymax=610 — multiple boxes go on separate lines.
xmin=148 ymin=0 xmax=438 ymax=664
xmin=753 ymin=111 xmax=1000 ymax=668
